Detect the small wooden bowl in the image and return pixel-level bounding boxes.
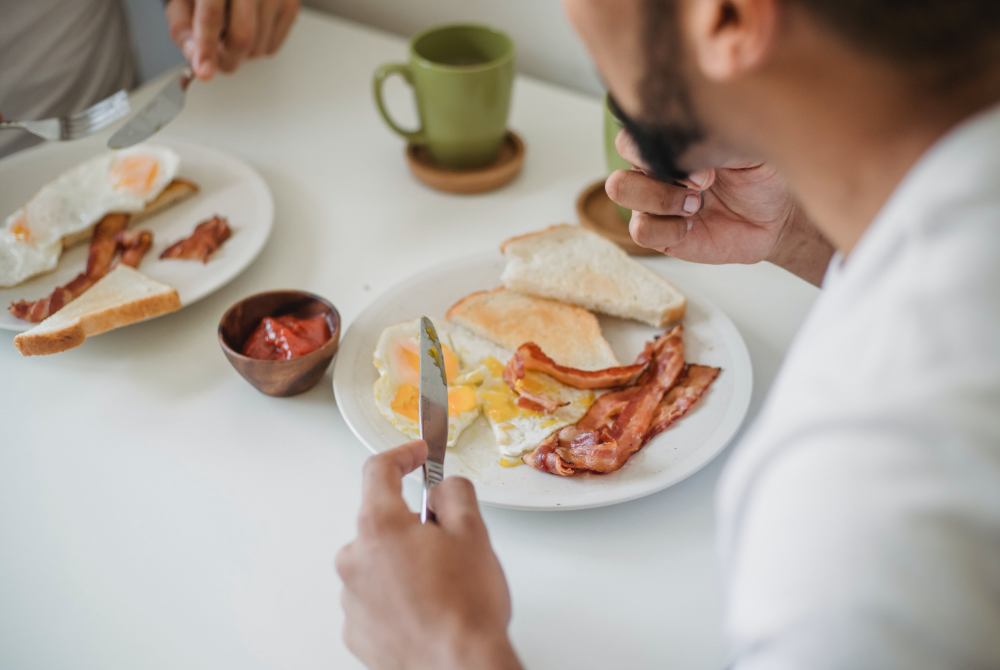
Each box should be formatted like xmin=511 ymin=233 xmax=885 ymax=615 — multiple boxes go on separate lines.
xmin=218 ymin=291 xmax=341 ymax=397
xmin=577 ymin=178 xmax=659 ymax=256
xmin=406 ymin=131 xmax=525 ymax=194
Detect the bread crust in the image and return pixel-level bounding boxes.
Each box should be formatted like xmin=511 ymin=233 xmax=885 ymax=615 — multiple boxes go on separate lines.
xmin=13 ymin=268 xmax=181 ymax=356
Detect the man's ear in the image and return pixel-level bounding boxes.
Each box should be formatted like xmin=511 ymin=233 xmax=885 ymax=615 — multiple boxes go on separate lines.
xmin=686 ymin=0 xmax=776 ymax=81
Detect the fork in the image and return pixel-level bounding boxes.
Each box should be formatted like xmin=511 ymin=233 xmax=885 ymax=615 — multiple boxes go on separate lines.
xmin=0 ymin=90 xmax=130 ymax=142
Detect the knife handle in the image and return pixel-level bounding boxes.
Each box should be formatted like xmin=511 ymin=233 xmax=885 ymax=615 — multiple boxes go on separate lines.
xmin=420 ymin=485 xmax=437 ymax=524
xmin=420 ymin=460 xmax=444 ymax=524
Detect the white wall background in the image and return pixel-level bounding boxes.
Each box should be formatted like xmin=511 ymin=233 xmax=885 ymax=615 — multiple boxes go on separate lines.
xmin=121 ymin=0 xmax=603 ymax=96
xmin=304 ymin=0 xmax=603 ymax=95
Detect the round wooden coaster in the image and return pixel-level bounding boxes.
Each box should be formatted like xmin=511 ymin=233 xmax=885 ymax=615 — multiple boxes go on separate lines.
xmin=576 ymin=179 xmax=659 ymax=256
xmin=406 ymin=131 xmax=525 ymax=195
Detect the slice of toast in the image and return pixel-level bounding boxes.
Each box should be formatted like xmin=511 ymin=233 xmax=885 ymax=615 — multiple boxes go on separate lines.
xmin=446 ymin=287 xmax=619 ymax=370
xmin=14 ymin=265 xmax=181 ymax=356
xmin=60 ymin=178 xmax=200 ymax=249
xmin=500 ymin=224 xmax=686 ymax=327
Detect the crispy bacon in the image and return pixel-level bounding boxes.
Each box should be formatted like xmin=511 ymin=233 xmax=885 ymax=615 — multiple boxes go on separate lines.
xmin=643 ymin=365 xmax=720 ymax=443
xmin=504 ymin=339 xmax=655 ymax=392
xmin=160 ymin=215 xmax=231 ymax=263
xmin=8 ymin=213 xmax=130 ymax=322
xmin=503 ymin=328 xmax=675 ymax=415
xmin=115 ymin=229 xmax=153 ymax=268
xmin=523 ymin=326 xmax=686 ymax=475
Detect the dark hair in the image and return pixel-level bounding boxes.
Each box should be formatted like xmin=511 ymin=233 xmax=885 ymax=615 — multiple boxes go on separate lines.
xmin=792 ymin=0 xmax=1000 ymax=83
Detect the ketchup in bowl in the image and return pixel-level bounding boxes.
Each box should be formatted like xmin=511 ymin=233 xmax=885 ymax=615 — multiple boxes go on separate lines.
xmin=242 ymin=313 xmax=333 ymax=360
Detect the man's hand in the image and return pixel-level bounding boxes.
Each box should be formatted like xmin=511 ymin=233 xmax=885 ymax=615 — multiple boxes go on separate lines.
xmin=336 ymin=441 xmax=524 ymax=670
xmin=166 ymin=0 xmax=300 ymax=81
xmin=606 ymin=130 xmax=834 ymax=286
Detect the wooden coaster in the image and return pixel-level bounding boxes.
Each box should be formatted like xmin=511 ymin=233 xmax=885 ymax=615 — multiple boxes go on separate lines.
xmin=577 ymin=179 xmax=658 ymax=256
xmin=406 ymin=131 xmax=525 ymax=195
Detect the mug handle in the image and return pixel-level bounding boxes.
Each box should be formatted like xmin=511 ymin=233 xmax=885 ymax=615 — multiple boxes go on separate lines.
xmin=373 ymin=63 xmax=426 ymax=145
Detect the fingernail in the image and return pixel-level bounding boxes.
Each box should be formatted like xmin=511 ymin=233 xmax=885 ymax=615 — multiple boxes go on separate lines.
xmin=686 ymin=219 xmax=693 ymax=231
xmin=688 ymin=169 xmax=711 ymax=188
xmin=683 ymin=194 xmax=700 ymax=214
xmin=184 ymin=38 xmax=195 ymax=55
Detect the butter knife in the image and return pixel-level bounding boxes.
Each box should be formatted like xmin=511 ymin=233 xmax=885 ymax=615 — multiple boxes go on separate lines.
xmin=418 ymin=316 xmax=448 ymax=524
xmin=107 ymin=67 xmax=193 ymax=149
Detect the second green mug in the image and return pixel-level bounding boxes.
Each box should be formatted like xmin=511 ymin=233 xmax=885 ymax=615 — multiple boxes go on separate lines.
xmin=605 ymin=93 xmax=633 ymax=222
xmin=373 ymin=24 xmax=515 ymax=170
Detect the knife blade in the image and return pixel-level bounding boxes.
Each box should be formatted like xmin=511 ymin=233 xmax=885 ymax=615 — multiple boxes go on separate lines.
xmin=418 ymin=316 xmax=449 ymax=524
xmin=107 ymin=68 xmax=193 ymax=149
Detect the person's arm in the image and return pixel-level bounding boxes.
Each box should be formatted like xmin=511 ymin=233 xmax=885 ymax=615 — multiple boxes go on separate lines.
xmin=336 ymin=441 xmax=524 ymax=670
xmin=606 ymin=130 xmax=835 ymax=287
xmin=165 ymin=0 xmax=300 ymax=81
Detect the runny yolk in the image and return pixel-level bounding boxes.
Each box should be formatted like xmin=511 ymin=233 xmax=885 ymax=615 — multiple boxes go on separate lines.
xmin=10 ymin=216 xmax=32 ymax=243
xmin=391 ymin=383 xmax=420 ymax=421
xmin=391 ymin=382 xmax=477 ymax=421
xmin=448 ymin=385 xmax=478 ymax=415
xmin=400 ymin=341 xmax=459 ymax=383
xmin=110 ymin=155 xmax=159 ymax=195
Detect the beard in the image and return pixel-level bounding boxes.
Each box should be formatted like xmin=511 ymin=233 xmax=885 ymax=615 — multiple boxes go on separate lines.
xmin=609 ymin=93 xmax=703 ymax=183
xmin=609 ymin=0 xmax=707 ymax=184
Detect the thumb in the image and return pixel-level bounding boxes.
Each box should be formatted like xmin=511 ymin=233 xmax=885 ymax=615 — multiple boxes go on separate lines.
xmin=433 ymin=477 xmax=485 ymax=534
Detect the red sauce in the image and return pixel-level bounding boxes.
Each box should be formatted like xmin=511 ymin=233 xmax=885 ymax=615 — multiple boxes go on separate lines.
xmin=242 ymin=314 xmax=332 ymax=360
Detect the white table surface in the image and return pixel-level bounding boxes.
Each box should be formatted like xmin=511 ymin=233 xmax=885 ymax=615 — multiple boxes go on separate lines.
xmin=0 ymin=9 xmax=819 ymax=670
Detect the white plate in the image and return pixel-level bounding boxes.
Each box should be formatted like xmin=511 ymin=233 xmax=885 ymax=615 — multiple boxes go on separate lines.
xmin=333 ymin=253 xmax=753 ymax=511
xmin=0 ymin=139 xmax=274 ymax=332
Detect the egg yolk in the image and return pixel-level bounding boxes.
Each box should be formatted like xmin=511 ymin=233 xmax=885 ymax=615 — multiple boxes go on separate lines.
xmin=397 ymin=339 xmax=459 ymax=386
xmin=10 ymin=216 xmax=32 ymax=243
xmin=391 ymin=382 xmax=477 ymax=421
xmin=110 ymin=155 xmax=159 ymax=195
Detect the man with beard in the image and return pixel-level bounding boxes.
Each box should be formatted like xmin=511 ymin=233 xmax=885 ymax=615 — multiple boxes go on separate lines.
xmin=335 ymin=1 xmax=1000 ymax=668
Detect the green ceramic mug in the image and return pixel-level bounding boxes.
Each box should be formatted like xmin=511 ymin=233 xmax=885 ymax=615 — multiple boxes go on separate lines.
xmin=604 ymin=93 xmax=633 ymax=222
xmin=373 ymin=24 xmax=515 ymax=170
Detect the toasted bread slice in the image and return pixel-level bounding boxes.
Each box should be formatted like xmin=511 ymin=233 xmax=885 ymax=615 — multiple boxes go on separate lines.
xmin=14 ymin=265 xmax=181 ymax=356
xmin=60 ymin=178 xmax=200 ymax=249
xmin=500 ymin=224 xmax=686 ymax=327
xmin=446 ymin=287 xmax=619 ymax=370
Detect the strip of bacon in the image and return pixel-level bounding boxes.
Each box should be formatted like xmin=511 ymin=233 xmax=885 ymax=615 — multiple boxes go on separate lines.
xmin=160 ymin=215 xmax=231 ymax=263
xmin=115 ymin=229 xmax=153 ymax=268
xmin=503 ymin=328 xmax=676 ymax=416
xmin=643 ymin=365 xmax=720 ymax=444
xmin=524 ymin=386 xmax=642 ymax=475
xmin=503 ymin=338 xmax=659 ymax=392
xmin=8 ymin=213 xmax=130 ymax=322
xmin=523 ymin=326 xmax=685 ymax=475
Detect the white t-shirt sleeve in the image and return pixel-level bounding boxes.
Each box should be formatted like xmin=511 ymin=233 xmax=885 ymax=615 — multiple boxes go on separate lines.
xmin=726 ymin=422 xmax=1000 ymax=670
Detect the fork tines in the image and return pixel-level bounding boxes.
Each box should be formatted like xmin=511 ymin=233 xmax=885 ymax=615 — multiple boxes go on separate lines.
xmin=60 ymin=90 xmax=131 ymax=140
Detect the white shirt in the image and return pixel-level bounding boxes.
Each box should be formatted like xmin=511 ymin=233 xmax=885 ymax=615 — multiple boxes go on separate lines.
xmin=720 ymin=103 xmax=1000 ymax=669
xmin=0 ymin=0 xmax=134 ymax=158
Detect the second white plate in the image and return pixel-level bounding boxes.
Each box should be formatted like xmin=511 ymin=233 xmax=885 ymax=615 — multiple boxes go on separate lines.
xmin=0 ymin=139 xmax=274 ymax=332
xmin=333 ymin=253 xmax=752 ymax=511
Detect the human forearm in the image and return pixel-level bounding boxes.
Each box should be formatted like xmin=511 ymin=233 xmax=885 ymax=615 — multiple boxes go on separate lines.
xmin=766 ymin=206 xmax=835 ymax=287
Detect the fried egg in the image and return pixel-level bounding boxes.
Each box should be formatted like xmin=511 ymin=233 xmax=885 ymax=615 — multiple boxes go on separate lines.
xmin=0 ymin=145 xmax=180 ymax=287
xmin=447 ymin=324 xmax=596 ymax=460
xmin=373 ymin=318 xmax=481 ymax=447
